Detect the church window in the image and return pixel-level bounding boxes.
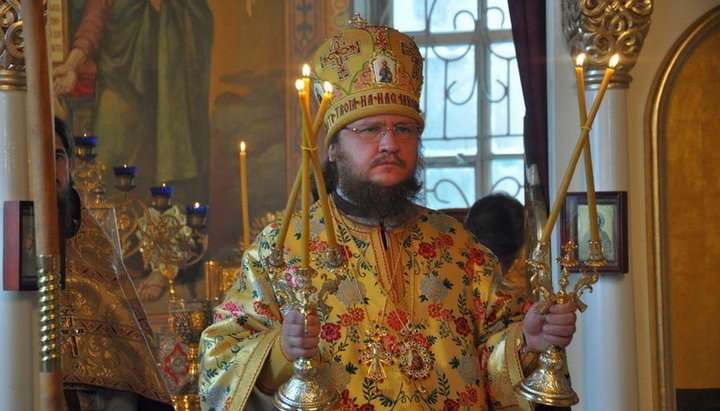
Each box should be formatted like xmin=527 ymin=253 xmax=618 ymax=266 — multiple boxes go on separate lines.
xmin=354 ymin=0 xmax=525 ymax=208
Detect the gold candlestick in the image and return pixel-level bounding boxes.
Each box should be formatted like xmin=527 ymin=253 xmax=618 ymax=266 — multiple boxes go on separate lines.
xmin=517 ymin=54 xmax=619 ymax=407
xmin=516 ymin=241 xmax=601 ymax=406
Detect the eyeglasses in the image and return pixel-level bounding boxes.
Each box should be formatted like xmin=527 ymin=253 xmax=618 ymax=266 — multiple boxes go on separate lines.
xmin=343 ymin=122 xmax=422 ymax=142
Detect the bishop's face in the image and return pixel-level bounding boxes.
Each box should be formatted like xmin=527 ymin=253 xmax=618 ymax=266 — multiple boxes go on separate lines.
xmin=329 ymin=114 xmax=420 ymax=189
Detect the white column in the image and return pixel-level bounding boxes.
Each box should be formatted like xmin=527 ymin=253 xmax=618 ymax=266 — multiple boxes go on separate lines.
xmin=547 ymin=3 xmax=639 ymax=410
xmin=567 ymin=90 xmax=639 ymax=411
xmin=0 ymin=90 xmax=40 ymax=409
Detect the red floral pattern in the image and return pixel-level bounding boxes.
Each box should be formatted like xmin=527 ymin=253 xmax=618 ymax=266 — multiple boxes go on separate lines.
xmin=428 ymin=303 xmax=443 ymax=318
xmin=386 ymin=310 xmax=409 ymax=332
xmin=350 ymin=307 xmax=364 ymax=322
xmin=418 ymin=242 xmax=437 ymax=259
xmin=320 ymin=323 xmax=341 ymax=342
xmin=443 ymin=398 xmax=459 ymax=411
xmin=435 ymin=233 xmax=454 ymax=248
xmin=454 ymin=317 xmax=471 ymax=336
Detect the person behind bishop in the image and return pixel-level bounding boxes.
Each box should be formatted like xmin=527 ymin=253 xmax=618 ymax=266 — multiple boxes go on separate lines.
xmin=54 ymin=117 xmax=173 ymax=410
xmin=199 ymin=17 xmax=577 ymax=410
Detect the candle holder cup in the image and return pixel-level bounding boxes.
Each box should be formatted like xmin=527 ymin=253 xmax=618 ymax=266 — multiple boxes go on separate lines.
xmin=73 ymin=136 xmax=98 ymax=161
xmin=113 ymin=166 xmax=137 ymax=192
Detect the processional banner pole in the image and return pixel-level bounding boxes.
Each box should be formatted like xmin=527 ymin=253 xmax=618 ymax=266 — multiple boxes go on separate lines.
xmin=23 ymin=1 xmax=65 ymax=409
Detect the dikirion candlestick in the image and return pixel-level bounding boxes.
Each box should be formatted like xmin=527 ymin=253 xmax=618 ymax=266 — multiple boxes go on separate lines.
xmin=516 ymin=54 xmax=619 ymax=408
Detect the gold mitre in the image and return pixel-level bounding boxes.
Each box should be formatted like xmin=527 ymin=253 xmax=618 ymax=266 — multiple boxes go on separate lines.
xmin=312 ymin=14 xmax=425 ymax=147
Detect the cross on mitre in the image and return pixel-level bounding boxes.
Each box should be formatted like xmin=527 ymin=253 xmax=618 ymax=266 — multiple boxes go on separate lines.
xmin=320 ymin=33 xmax=361 ymax=80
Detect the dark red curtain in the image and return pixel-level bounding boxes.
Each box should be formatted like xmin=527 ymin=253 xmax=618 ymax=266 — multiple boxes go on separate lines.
xmin=508 ymin=0 xmax=549 ymax=206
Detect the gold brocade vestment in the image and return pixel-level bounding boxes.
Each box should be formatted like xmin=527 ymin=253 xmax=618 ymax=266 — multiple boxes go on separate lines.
xmin=199 ymin=199 xmax=536 ymax=410
xmin=61 ymin=207 xmax=171 ymax=405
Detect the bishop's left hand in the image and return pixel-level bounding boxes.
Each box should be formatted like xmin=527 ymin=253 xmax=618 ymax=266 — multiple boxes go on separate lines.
xmin=522 ymin=301 xmax=578 ymax=353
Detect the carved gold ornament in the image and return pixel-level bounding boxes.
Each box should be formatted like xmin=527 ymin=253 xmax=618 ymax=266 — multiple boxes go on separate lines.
xmin=0 ymin=0 xmax=26 ymax=89
xmin=562 ymin=0 xmax=653 ymax=87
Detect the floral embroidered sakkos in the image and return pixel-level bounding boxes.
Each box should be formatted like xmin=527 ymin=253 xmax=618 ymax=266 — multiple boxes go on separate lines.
xmin=199 ymin=199 xmax=534 ymax=410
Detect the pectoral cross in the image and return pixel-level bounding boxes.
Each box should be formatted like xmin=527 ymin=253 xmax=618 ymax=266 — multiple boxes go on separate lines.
xmin=359 ymin=324 xmax=393 ymax=383
xmin=60 ymin=307 xmax=85 ymax=357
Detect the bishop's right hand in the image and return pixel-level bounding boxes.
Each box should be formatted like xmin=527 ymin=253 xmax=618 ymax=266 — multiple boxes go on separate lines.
xmin=281 ymin=309 xmax=320 ymax=359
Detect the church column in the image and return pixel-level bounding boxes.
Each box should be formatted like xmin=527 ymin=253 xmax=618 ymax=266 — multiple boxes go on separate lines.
xmin=548 ymin=1 xmax=652 ymax=410
xmin=0 ymin=2 xmax=40 ymax=409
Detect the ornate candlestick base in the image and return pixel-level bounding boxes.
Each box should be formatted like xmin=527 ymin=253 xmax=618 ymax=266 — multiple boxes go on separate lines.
xmin=515 ymin=345 xmax=578 ymax=406
xmin=272 ymin=266 xmax=339 ymax=410
xmin=516 ymin=240 xmax=603 ymax=406
xmin=274 ymin=358 xmax=339 ymax=410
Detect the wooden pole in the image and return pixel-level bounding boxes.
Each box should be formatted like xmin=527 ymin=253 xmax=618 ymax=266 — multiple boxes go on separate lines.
xmin=23 ymin=1 xmax=65 ymax=409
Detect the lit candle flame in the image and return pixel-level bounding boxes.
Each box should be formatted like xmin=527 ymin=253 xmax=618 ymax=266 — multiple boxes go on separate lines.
xmin=295 ymin=79 xmax=305 ymax=91
xmin=302 ymin=64 xmax=311 ymax=78
xmin=575 ymin=53 xmax=586 ymax=67
xmin=240 ymin=141 xmax=246 ymax=152
xmin=161 ymin=182 xmax=166 ymax=187
xmin=123 ymin=164 xmax=127 ymax=168
xmin=194 ymin=201 xmax=200 ymax=208
xmin=609 ymin=54 xmax=620 ymax=68
xmin=323 ymin=81 xmax=333 ymax=94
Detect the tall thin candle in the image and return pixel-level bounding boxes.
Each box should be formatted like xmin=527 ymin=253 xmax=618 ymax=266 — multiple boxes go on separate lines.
xmin=312 ymin=81 xmax=334 ymax=136
xmin=307 ymin=81 xmax=338 ymax=250
xmin=239 ymin=141 xmax=250 ymax=250
xmin=574 ymin=53 xmax=601 ymax=246
xmin=302 ymin=64 xmax=311 ymax=112
xmin=300 ymin=124 xmax=311 ymax=268
xmin=541 ymin=54 xmax=620 ymax=243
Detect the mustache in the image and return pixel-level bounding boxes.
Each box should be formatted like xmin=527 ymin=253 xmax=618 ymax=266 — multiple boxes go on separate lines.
xmin=370 ymin=153 xmax=406 ymax=168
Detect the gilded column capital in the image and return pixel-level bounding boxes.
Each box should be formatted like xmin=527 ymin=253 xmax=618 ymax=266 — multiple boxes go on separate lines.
xmin=0 ymin=0 xmax=26 ymax=90
xmin=562 ymin=0 xmax=653 ymax=89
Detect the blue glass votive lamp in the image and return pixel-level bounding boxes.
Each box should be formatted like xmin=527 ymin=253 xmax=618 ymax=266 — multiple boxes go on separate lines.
xmin=186 ymin=202 xmax=209 ymax=229
xmin=150 ymin=184 xmax=174 ymax=212
xmin=113 ymin=165 xmax=137 ymax=192
xmin=74 ymin=135 xmax=99 ymax=161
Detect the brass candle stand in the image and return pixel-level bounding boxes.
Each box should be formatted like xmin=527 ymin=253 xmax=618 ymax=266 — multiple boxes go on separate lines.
xmin=515 ymin=240 xmax=605 ymax=406
xmin=71 ymin=143 xmax=210 ymax=300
